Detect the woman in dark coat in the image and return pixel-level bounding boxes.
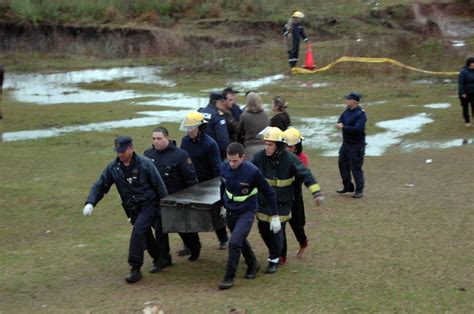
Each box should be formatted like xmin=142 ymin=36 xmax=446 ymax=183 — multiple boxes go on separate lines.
xmin=270 ymin=96 xmax=291 ymax=131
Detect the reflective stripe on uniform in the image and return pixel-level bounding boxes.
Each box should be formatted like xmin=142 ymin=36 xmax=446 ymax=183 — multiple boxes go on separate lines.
xmin=256 ymin=212 xmax=291 ymax=223
xmin=225 ymin=187 xmax=258 ymax=202
xmin=309 ymin=183 xmax=321 ymax=193
xmin=266 ymin=177 xmax=295 ymax=187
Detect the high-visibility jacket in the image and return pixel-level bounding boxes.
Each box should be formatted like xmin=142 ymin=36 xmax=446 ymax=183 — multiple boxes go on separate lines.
xmin=220 ymin=160 xmax=277 ymax=216
xmin=252 ymin=149 xmax=320 ymax=221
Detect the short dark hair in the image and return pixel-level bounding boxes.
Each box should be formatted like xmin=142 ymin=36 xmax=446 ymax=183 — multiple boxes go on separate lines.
xmin=153 ymin=126 xmax=169 ymax=137
xmin=466 ymin=57 xmax=474 ymax=67
xmin=226 ymin=142 xmax=245 ymax=157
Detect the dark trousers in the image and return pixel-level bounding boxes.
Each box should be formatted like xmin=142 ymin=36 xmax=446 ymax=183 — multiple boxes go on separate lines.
xmin=224 ymin=211 xmax=257 ymax=280
xmin=258 ymin=220 xmax=283 ymax=261
xmin=128 ymin=203 xmax=159 ymax=268
xmin=338 ymin=143 xmax=365 ymax=193
xmin=289 ymin=194 xmax=307 ymax=247
xmin=288 ymin=43 xmax=300 ymax=68
xmin=460 ymin=95 xmax=474 ymax=123
xmin=147 ymin=216 xmax=201 ymax=262
xmin=215 ymin=226 xmax=229 ymax=244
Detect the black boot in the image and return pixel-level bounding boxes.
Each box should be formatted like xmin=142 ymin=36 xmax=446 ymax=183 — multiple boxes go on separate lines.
xmin=125 ymin=267 xmax=142 ymax=283
xmin=188 ymin=245 xmax=201 ymax=261
xmin=264 ymin=262 xmax=278 ymax=274
xmin=244 ymin=262 xmax=260 ymax=279
xmin=150 ymin=260 xmax=161 ymax=273
xmin=218 ymin=276 xmax=234 ymax=290
xmin=336 ymin=186 xmax=354 ymax=193
xmin=177 ymin=247 xmax=191 ymax=256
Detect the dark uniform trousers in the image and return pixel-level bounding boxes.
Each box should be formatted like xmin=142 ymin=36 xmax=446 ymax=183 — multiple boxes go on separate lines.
xmin=128 ymin=202 xmax=160 ymax=267
xmin=288 ymin=193 xmax=307 ymax=247
xmin=146 ymin=212 xmax=171 ymax=264
xmin=338 ymin=142 xmax=365 ymax=193
xmin=225 ymin=210 xmax=257 ymax=280
xmin=257 ymin=220 xmax=284 ymax=261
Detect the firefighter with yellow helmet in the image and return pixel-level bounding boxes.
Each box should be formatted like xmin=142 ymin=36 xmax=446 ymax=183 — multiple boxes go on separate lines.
xmin=283 ymin=127 xmax=312 ymax=258
xmin=251 ymin=127 xmax=323 ymax=273
xmin=180 ymin=111 xmax=230 ymax=251
xmin=284 ymin=10 xmax=310 ymax=68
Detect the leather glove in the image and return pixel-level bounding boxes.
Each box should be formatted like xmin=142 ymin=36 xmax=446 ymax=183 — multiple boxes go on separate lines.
xmin=269 ymin=216 xmax=281 ymax=234
xmin=83 ymin=203 xmax=94 ymax=216
xmin=312 ymin=191 xmax=324 ymax=207
xmin=219 ymin=207 xmax=227 ymax=218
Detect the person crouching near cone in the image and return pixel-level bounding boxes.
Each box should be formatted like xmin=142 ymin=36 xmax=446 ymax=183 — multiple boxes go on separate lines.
xmin=218 ymin=142 xmax=278 ymax=290
xmin=283 ymin=127 xmax=311 ymax=258
xmin=251 ymin=127 xmax=324 ymax=272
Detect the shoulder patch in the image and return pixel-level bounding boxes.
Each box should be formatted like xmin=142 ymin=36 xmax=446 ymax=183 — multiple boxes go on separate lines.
xmin=186 ymin=157 xmax=193 ymax=165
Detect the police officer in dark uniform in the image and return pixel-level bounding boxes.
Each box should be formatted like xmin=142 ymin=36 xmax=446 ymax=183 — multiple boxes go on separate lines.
xmin=223 ymin=86 xmax=242 ymax=123
xmin=336 ymin=92 xmax=367 ymax=199
xmin=180 ymin=111 xmax=229 ymax=250
xmin=198 ymin=91 xmax=231 ymax=160
xmin=144 ymin=127 xmax=202 ymax=262
xmin=83 ymin=136 xmax=168 ymax=283
xmin=218 ymin=142 xmax=279 ymax=290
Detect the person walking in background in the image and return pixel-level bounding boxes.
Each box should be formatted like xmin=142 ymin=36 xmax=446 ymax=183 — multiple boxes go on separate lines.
xmin=180 ymin=111 xmax=229 ymax=250
xmin=282 ymin=127 xmax=310 ymax=258
xmin=336 ymin=92 xmax=367 ymax=199
xmin=458 ymin=57 xmax=474 ymax=127
xmin=218 ymin=142 xmax=278 ymax=290
xmin=237 ymin=92 xmax=270 ymax=160
xmin=144 ymin=127 xmax=202 ymax=263
xmin=83 ymin=136 xmax=168 ymax=283
xmin=284 ymin=11 xmax=309 ymax=68
xmin=198 ymin=92 xmax=230 ymax=160
xmin=223 ymin=87 xmax=242 ymax=123
xmin=270 ymin=96 xmax=291 ymax=131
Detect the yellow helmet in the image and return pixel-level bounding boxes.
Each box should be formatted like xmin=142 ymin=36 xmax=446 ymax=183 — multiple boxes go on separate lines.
xmin=283 ymin=127 xmax=304 ymax=146
xmin=292 ymin=11 xmax=305 ymax=18
xmin=180 ymin=111 xmax=207 ymax=131
xmin=258 ymin=126 xmax=284 ymax=142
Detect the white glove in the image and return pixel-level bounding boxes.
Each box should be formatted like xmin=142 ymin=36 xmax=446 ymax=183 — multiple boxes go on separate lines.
xmin=269 ymin=216 xmax=281 ymax=234
xmin=219 ymin=207 xmax=227 ymax=218
xmin=83 ymin=203 xmax=94 ymax=216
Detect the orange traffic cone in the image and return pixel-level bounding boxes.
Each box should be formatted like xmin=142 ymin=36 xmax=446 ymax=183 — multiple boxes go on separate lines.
xmin=303 ymin=44 xmax=317 ymax=70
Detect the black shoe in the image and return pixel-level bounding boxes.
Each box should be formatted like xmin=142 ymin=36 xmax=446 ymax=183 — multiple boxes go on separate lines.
xmin=244 ymin=262 xmax=260 ymax=279
xmin=352 ymin=192 xmax=363 ymax=198
xmin=218 ymin=240 xmax=228 ymax=250
xmin=150 ymin=261 xmax=161 ymax=273
xmin=177 ymin=247 xmax=191 ymax=256
xmin=125 ymin=267 xmax=142 ymax=283
xmin=160 ymin=257 xmax=173 ymax=269
xmin=264 ymin=262 xmax=278 ymax=274
xmin=336 ymin=187 xmax=354 ymax=193
xmin=218 ymin=278 xmax=234 ymax=290
xmin=188 ymin=247 xmax=201 ymax=261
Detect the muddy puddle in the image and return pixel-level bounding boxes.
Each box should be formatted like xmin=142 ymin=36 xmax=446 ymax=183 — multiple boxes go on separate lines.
xmin=4 ymin=66 xmax=175 ymax=105
xmin=1 ymin=110 xmax=188 ymax=142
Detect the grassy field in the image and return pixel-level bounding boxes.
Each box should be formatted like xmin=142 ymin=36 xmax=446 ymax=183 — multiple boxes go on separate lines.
xmin=1 ymin=1 xmax=474 ymax=313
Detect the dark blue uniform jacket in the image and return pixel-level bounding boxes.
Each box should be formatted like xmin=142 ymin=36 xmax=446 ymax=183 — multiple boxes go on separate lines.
xmin=458 ymin=66 xmax=474 ymax=96
xmin=86 ymin=153 xmax=168 ymax=213
xmin=338 ymin=106 xmax=367 ymax=145
xmin=198 ymin=103 xmax=230 ymax=159
xmin=220 ymin=160 xmax=278 ymax=216
xmin=181 ymin=133 xmax=221 ymax=183
xmin=144 ymin=141 xmax=197 ymax=194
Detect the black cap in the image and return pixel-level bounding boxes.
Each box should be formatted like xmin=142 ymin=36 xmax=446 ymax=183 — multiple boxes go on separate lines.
xmin=114 ymin=136 xmax=133 ymax=153
xmin=223 ymin=87 xmax=240 ymax=94
xmin=209 ymin=91 xmax=225 ymax=101
xmin=344 ymin=92 xmax=362 ymax=102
